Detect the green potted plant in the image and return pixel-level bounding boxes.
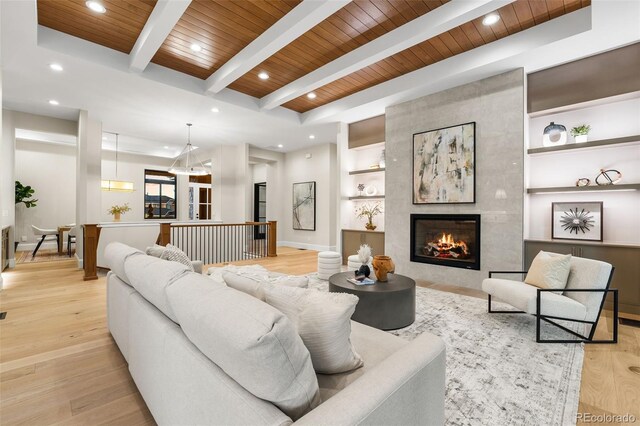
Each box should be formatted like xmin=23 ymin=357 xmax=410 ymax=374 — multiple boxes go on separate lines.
xmin=355 ymin=202 xmax=383 ymax=231
xmin=570 ymin=124 xmax=591 ymax=143
xmin=15 ymin=181 xmax=38 ymax=251
xmin=107 ymin=203 xmax=131 ymax=222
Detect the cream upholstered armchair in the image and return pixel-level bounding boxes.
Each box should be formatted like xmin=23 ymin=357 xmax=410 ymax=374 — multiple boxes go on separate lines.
xmin=31 ymin=225 xmax=59 ymax=258
xmin=482 ymin=253 xmax=617 ymax=344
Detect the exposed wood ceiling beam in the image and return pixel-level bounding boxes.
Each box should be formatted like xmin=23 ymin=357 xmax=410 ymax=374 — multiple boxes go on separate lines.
xmin=300 ymin=7 xmax=593 ymax=124
xmin=205 ymin=0 xmax=352 ymax=95
xmin=260 ymin=0 xmax=515 ymax=110
xmin=129 ymin=0 xmax=191 ymax=73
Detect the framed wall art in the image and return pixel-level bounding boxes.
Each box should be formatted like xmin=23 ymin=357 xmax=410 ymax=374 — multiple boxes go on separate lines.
xmin=552 ymin=201 xmax=603 ymax=241
xmin=292 ymin=181 xmax=316 ymax=231
xmin=413 ymin=122 xmax=476 ymax=204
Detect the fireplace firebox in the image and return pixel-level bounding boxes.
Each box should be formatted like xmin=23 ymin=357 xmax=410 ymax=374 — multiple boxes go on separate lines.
xmin=410 ymin=214 xmax=480 ymax=270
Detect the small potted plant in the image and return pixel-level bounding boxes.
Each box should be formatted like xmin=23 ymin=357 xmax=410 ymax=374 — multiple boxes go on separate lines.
xmin=107 ymin=203 xmax=131 ymax=222
xmin=355 ymin=202 xmax=383 ymax=231
xmin=15 ymin=181 xmax=38 ymax=250
xmin=570 ymin=124 xmax=591 ymax=143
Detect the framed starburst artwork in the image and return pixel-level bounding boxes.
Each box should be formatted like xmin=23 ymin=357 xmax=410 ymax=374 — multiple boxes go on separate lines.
xmin=552 ymin=202 xmax=603 ymax=241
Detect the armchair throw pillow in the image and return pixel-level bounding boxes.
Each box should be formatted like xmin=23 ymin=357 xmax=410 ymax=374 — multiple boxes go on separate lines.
xmin=524 ymin=251 xmax=571 ymax=291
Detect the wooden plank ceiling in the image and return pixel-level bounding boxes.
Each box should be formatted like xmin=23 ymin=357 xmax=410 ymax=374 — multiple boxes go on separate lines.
xmin=282 ymin=0 xmax=592 ymax=112
xmin=151 ymin=0 xmax=301 ymax=80
xmin=37 ymin=0 xmax=156 ymax=54
xmin=37 ymin=0 xmax=591 ymax=113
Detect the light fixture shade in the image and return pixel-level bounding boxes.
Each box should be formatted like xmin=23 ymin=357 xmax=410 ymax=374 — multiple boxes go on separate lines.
xmin=169 ymin=123 xmax=211 ymax=176
xmin=168 ymin=166 xmax=209 ymax=176
xmin=101 ymin=179 xmax=135 ymax=192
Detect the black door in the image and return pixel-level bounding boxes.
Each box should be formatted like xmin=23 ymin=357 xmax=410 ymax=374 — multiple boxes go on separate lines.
xmin=254 ymin=182 xmax=267 ymax=239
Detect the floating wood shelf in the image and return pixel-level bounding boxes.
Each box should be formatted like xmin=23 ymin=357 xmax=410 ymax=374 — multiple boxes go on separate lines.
xmin=527 ymin=135 xmax=640 ymax=155
xmin=527 ymin=183 xmax=640 ymax=194
xmin=348 ymin=195 xmax=385 ymax=200
xmin=349 ymin=168 xmax=385 ymax=175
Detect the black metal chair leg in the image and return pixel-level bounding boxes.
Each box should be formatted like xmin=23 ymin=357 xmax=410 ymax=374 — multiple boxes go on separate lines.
xmin=32 ymin=235 xmax=46 ymax=258
xmin=68 ymin=235 xmax=71 ymax=256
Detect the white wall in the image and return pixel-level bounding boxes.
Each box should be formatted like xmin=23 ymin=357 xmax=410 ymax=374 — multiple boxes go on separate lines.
xmin=15 ymin=140 xmax=76 ymax=246
xmin=101 ymin=151 xmax=175 ymax=223
xmin=281 ymin=143 xmax=338 ymax=251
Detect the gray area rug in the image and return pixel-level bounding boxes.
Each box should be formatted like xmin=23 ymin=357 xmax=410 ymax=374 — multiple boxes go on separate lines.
xmin=307 ymin=275 xmax=584 ymax=426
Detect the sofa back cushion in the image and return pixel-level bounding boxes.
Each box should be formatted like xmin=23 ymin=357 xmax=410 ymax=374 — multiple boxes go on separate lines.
xmin=104 ymin=242 xmax=144 ymax=285
xmin=166 ymin=274 xmax=321 ymax=420
xmin=564 ymin=256 xmax=613 ymax=322
xmin=124 ymin=254 xmax=191 ymax=323
xmin=222 ymin=271 xmax=308 ymax=301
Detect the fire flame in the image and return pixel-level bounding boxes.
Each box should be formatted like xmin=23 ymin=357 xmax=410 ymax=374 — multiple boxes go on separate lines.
xmin=424 ymin=232 xmax=470 ymax=259
xmin=437 ymin=233 xmax=468 ymax=252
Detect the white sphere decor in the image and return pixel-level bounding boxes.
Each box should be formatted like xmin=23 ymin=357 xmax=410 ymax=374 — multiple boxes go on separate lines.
xmin=364 ymin=185 xmax=377 ymax=196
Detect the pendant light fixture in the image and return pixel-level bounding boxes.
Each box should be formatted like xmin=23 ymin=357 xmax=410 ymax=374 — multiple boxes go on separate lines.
xmin=101 ymin=132 xmax=135 ymax=192
xmin=169 ymin=123 xmax=210 ymax=176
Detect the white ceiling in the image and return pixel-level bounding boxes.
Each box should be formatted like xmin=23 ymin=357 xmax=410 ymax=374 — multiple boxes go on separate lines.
xmin=2 ymin=1 xmax=639 ymax=157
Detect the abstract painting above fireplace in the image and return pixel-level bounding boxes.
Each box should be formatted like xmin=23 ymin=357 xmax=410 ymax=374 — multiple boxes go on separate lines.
xmin=410 ymin=214 xmax=481 ymax=270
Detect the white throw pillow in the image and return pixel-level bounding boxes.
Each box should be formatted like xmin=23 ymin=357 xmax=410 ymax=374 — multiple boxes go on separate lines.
xmin=525 ymin=251 xmax=572 ymax=290
xmin=264 ymin=285 xmax=364 ymax=374
xmin=145 ymin=244 xmax=166 ymax=258
xmin=160 ymin=244 xmax=194 ymax=272
xmin=223 ymin=272 xmax=309 ymax=301
xmin=223 ymin=272 xmax=267 ymax=300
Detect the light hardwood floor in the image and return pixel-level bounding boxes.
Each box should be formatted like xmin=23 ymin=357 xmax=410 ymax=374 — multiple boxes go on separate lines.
xmin=1 ymin=248 xmax=638 ymax=425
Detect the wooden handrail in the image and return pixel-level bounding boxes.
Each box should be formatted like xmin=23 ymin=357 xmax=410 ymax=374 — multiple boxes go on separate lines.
xmin=167 ymin=222 xmax=271 ymax=228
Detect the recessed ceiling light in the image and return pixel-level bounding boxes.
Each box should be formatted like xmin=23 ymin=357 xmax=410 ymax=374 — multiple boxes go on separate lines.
xmin=277 ymin=144 xmax=283 ymax=148
xmin=307 ymin=92 xmax=317 ymax=99
xmin=86 ymin=1 xmax=106 ymax=13
xmin=482 ymin=13 xmax=500 ymax=26
xmin=190 ymin=43 xmax=202 ymax=52
xmin=164 ymin=146 xmax=170 ymax=149
xmin=48 ymin=99 xmax=59 ymax=106
xmin=309 ymin=134 xmax=315 ymax=140
xmin=258 ymin=72 xmax=269 ymax=80
xmin=49 ymin=63 xmax=63 ymax=72
xmin=211 ymin=107 xmax=219 ymax=113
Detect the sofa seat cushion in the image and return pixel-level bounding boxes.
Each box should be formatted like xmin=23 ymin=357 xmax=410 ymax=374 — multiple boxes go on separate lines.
xmin=316 ymin=321 xmax=408 ymax=401
xmin=482 ymin=278 xmax=588 ymax=321
xmin=166 ymin=273 xmax=320 ymax=421
xmin=124 ymin=254 xmax=192 ymax=323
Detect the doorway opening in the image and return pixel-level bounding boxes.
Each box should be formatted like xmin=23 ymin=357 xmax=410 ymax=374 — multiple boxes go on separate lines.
xmin=254 ymin=182 xmax=266 ymax=239
xmin=189 ymin=175 xmax=212 ymax=221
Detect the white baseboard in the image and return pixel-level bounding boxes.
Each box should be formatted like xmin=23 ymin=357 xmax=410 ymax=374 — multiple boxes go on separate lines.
xmin=277 ymin=241 xmax=337 ymax=252
xmin=16 ymin=241 xmax=58 ymax=251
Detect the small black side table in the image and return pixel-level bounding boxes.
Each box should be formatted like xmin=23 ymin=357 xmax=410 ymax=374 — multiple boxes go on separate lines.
xmin=328 ymin=272 xmax=416 ymax=330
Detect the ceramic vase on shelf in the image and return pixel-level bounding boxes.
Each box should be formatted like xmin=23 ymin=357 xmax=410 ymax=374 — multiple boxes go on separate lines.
xmin=542 ymin=122 xmax=567 ymax=147
xmin=372 ymin=255 xmax=395 ymax=282
xmin=365 ymin=221 xmax=377 ymax=231
xmin=113 ymin=212 xmax=121 ymax=222
xmin=575 ymin=135 xmax=588 ymax=143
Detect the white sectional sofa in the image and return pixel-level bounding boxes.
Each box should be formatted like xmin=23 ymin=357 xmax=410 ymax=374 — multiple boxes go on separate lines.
xmin=105 ymin=242 xmax=446 ymax=425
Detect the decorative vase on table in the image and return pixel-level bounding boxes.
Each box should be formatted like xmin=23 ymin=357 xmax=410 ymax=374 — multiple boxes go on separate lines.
xmin=357 ymin=244 xmax=372 ymax=278
xmin=113 ymin=212 xmax=121 ymax=222
xmin=372 ymin=255 xmax=395 ymax=282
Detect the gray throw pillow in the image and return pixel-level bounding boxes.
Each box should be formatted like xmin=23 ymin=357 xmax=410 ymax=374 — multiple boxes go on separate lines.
xmin=160 ymin=244 xmax=194 ymax=272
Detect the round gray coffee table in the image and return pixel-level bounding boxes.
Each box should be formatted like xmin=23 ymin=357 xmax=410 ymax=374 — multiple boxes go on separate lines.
xmin=328 ymin=272 xmax=416 ymax=330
